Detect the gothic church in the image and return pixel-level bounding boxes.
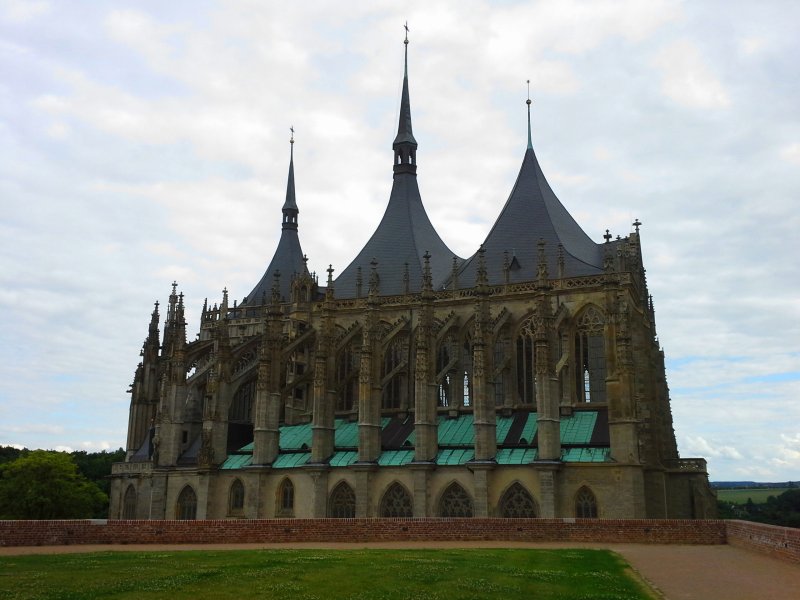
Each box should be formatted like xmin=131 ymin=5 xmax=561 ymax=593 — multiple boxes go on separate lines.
xmin=110 ymin=36 xmax=716 ymax=521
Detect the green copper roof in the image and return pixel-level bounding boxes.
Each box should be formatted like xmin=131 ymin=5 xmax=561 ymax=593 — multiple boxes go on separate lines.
xmin=496 ymin=447 xmax=538 ymax=464
xmin=561 ymin=447 xmax=609 ymax=462
xmin=280 ymin=422 xmax=313 ymax=450
xmin=378 ymin=449 xmax=415 ymax=466
xmin=220 ymin=453 xmax=252 ymax=469
xmin=273 ymin=452 xmax=310 ymax=469
xmin=560 ymin=411 xmax=597 ymax=445
xmin=334 ymin=419 xmax=359 ymax=448
xmin=436 ymin=448 xmax=474 ymax=465
xmin=437 ymin=414 xmax=474 ymax=446
xmin=520 ymin=413 xmax=538 ymax=444
xmin=330 ymin=451 xmax=358 ymax=467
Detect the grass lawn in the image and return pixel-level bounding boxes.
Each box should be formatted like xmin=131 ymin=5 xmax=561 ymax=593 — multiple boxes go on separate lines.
xmin=717 ymin=488 xmax=791 ymax=504
xmin=0 ymin=548 xmax=655 ymax=600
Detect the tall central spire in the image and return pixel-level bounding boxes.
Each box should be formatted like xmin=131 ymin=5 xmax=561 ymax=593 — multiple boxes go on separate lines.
xmin=393 ymin=22 xmax=417 ymax=174
xmin=282 ymin=126 xmax=298 ymax=230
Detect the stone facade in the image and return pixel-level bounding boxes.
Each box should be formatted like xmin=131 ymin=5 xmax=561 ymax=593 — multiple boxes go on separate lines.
xmin=110 ymin=38 xmax=716 ymax=522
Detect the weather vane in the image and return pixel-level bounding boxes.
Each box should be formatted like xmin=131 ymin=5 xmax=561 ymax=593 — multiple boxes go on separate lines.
xmin=290 ymin=125 xmax=294 ymax=144
xmin=404 ymin=21 xmax=409 ymax=44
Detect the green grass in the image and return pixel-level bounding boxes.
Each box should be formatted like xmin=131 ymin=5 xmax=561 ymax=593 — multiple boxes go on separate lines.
xmin=717 ymin=488 xmax=791 ymax=504
xmin=0 ymin=548 xmax=655 ymax=600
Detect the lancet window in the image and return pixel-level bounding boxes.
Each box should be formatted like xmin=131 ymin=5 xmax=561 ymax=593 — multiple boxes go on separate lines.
xmin=498 ymin=482 xmax=538 ymax=518
xmin=438 ymin=482 xmax=473 ymax=518
xmin=277 ymin=478 xmax=294 ymax=517
xmin=575 ymin=486 xmax=598 ymax=518
xmin=516 ymin=316 xmax=538 ymax=405
xmin=379 ymin=482 xmax=413 ymax=518
xmin=335 ymin=341 xmax=360 ymax=412
xmin=122 ymin=484 xmax=137 ymax=519
xmin=493 ymin=333 xmax=511 ymax=407
xmin=229 ymin=479 xmax=245 ymax=514
xmin=575 ymin=307 xmax=606 ymax=403
xmin=176 ymin=485 xmax=197 ymax=520
xmin=328 ymin=481 xmax=356 ymax=518
xmin=382 ymin=334 xmax=408 ymax=410
xmin=229 ymin=379 xmax=255 ymax=423
xmin=436 ymin=332 xmax=457 ymax=407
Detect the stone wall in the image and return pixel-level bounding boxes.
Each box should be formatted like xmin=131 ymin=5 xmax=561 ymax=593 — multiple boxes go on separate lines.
xmin=0 ymin=518 xmax=725 ymax=547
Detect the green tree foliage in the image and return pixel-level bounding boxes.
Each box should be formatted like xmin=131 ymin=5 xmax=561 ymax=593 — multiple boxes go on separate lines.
xmin=71 ymin=448 xmax=125 ymax=496
xmin=0 ymin=451 xmax=107 ymax=519
xmin=0 ymin=446 xmax=24 ymax=465
xmin=717 ymin=489 xmax=800 ymax=528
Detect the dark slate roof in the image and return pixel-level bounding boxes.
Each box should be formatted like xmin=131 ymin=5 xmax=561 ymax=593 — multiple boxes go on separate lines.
xmin=334 ymin=173 xmax=461 ymax=297
xmin=457 ymin=146 xmax=603 ymax=287
xmin=393 ymin=46 xmax=417 ymax=148
xmin=244 ymin=149 xmax=306 ymax=304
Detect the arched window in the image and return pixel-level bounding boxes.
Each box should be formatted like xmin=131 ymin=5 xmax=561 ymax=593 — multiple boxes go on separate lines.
xmin=575 ymin=486 xmax=598 ymax=518
xmin=329 ymin=481 xmax=356 ymax=518
xmin=229 ymin=479 xmax=245 ymax=515
xmin=382 ymin=334 xmax=408 ymax=410
xmin=436 ymin=334 xmax=455 ymax=407
xmin=122 ymin=484 xmax=137 ymax=519
xmin=438 ymin=482 xmax=473 ymax=518
xmin=277 ymin=478 xmax=294 ymax=517
xmin=335 ymin=341 xmax=359 ymax=412
xmin=380 ymin=482 xmax=413 ymax=517
xmin=493 ymin=334 xmax=510 ymax=407
xmin=516 ymin=315 xmax=538 ymax=405
xmin=229 ymin=379 xmax=256 ymax=422
xmin=575 ymin=307 xmax=606 ymax=403
xmin=498 ymin=483 xmax=538 ymax=518
xmin=176 ymin=485 xmax=197 ymax=520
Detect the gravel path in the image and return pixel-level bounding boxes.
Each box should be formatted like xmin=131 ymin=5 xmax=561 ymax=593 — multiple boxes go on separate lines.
xmin=2 ymin=541 xmax=798 ymax=599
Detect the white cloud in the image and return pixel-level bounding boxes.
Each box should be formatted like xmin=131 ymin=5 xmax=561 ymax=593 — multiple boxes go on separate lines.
xmin=653 ymin=40 xmax=731 ymax=109
xmin=780 ymin=143 xmax=800 ymax=166
xmin=0 ymin=0 xmax=49 ymax=23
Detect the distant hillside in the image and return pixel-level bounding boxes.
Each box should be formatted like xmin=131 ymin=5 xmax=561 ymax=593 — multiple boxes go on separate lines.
xmin=712 ymin=481 xmax=799 ymax=489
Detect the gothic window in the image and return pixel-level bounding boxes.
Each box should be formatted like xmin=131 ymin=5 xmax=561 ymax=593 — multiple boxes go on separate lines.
xmin=516 ymin=316 xmax=538 ymax=405
xmin=230 ymin=379 xmax=256 ymax=423
xmin=438 ymin=482 xmax=473 ymax=518
xmin=382 ymin=334 xmax=408 ymax=410
xmin=493 ymin=336 xmax=510 ymax=406
xmin=328 ymin=481 xmax=356 ymax=518
xmin=575 ymin=307 xmax=606 ymax=403
xmin=122 ymin=484 xmax=137 ymax=519
xmin=462 ymin=336 xmax=472 ymax=407
xmin=229 ymin=479 xmax=245 ymax=515
xmin=379 ymin=482 xmax=413 ymax=517
xmin=277 ymin=478 xmax=294 ymax=517
xmin=335 ymin=342 xmax=359 ymax=412
xmin=498 ymin=483 xmax=538 ymax=518
xmin=176 ymin=485 xmax=197 ymax=520
xmin=575 ymin=486 xmax=598 ymax=518
xmin=436 ymin=335 xmax=454 ymax=407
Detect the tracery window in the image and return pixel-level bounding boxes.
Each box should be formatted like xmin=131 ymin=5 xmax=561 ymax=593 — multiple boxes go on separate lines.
xmin=277 ymin=478 xmax=294 ymax=517
xmin=229 ymin=479 xmax=245 ymax=514
xmin=575 ymin=307 xmax=606 ymax=403
xmin=122 ymin=484 xmax=137 ymax=519
xmin=436 ymin=334 xmax=455 ymax=407
xmin=379 ymin=482 xmax=413 ymax=518
xmin=438 ymin=482 xmax=473 ymax=518
xmin=575 ymin=486 xmax=598 ymax=518
xmin=229 ymin=379 xmax=255 ymax=422
xmin=498 ymin=482 xmax=538 ymax=518
xmin=493 ymin=336 xmax=510 ymax=406
xmin=328 ymin=481 xmax=356 ymax=518
xmin=335 ymin=342 xmax=359 ymax=412
xmin=516 ymin=316 xmax=538 ymax=405
xmin=176 ymin=485 xmax=197 ymax=520
xmin=382 ymin=334 xmax=408 ymax=410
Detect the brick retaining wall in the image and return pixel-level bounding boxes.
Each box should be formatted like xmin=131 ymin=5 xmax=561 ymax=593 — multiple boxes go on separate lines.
xmin=0 ymin=518 xmax=726 ymax=547
xmin=725 ymin=520 xmax=800 ymax=564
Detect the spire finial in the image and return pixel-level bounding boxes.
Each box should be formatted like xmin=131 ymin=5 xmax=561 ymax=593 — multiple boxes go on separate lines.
xmin=290 ymin=125 xmax=294 ymax=158
xmin=526 ymin=80 xmax=533 ymax=150
xmin=404 ymin=21 xmax=409 ymax=45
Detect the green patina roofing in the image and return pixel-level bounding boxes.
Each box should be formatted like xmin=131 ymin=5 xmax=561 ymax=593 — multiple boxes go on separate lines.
xmin=279 ymin=422 xmax=313 ymax=450
xmin=520 ymin=413 xmax=538 ymax=444
xmin=437 ymin=413 xmax=474 ymax=446
xmin=436 ymin=448 xmax=474 ymax=465
xmin=273 ymin=452 xmax=310 ymax=469
xmin=495 ymin=414 xmax=514 ymax=442
xmin=334 ymin=419 xmax=359 ymax=448
xmin=378 ymin=449 xmax=415 ymax=466
xmin=220 ymin=453 xmax=252 ymax=469
xmin=561 ymin=447 xmax=609 ymax=462
xmin=496 ymin=447 xmax=538 ymax=464
xmin=330 ymin=451 xmax=358 ymax=467
xmin=560 ymin=411 xmax=597 ymax=444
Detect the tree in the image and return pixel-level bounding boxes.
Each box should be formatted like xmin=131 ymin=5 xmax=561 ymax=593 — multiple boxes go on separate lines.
xmin=71 ymin=448 xmax=125 ymax=496
xmin=0 ymin=451 xmax=107 ymax=519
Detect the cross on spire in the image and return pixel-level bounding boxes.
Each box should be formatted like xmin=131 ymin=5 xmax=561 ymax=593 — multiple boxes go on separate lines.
xmin=290 ymin=125 xmax=294 ymax=145
xmin=633 ymin=218 xmax=642 ymax=233
xmin=526 ymin=79 xmax=533 ymax=150
xmin=404 ymin=21 xmax=409 ymax=44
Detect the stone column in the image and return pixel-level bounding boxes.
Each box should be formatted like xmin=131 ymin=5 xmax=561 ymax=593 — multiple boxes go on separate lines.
xmin=354 ymin=466 xmax=374 ymax=517
xmin=410 ymin=464 xmax=432 ymax=517
xmin=471 ymin=464 xmax=494 ymax=517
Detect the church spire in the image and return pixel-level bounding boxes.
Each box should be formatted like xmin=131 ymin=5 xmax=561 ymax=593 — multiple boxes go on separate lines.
xmin=526 ymin=80 xmax=533 ymax=150
xmin=282 ymin=127 xmax=298 ymax=230
xmin=393 ymin=23 xmax=418 ymax=174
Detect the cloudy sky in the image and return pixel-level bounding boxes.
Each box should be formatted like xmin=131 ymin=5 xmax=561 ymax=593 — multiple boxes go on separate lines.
xmin=1 ymin=0 xmax=798 ymax=482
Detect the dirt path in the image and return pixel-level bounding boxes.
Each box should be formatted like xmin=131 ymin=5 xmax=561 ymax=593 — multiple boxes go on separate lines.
xmin=2 ymin=541 xmax=798 ymax=600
